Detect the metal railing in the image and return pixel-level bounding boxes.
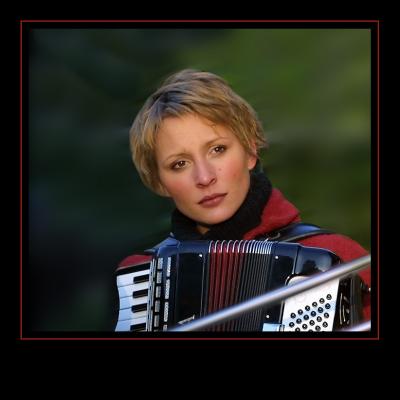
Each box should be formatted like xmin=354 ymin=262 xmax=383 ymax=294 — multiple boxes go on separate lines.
xmin=170 ymin=255 xmax=371 ymax=332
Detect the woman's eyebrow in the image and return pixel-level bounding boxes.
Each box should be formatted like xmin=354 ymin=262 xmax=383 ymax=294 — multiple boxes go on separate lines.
xmin=162 ymin=136 xmax=230 ymax=164
xmin=204 ymin=136 xmax=230 ymax=146
xmin=163 ymin=151 xmax=191 ymax=164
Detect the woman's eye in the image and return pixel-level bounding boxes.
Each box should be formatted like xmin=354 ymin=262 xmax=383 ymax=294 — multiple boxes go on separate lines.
xmin=213 ymin=145 xmax=226 ymax=154
xmin=171 ymin=160 xmax=186 ymax=170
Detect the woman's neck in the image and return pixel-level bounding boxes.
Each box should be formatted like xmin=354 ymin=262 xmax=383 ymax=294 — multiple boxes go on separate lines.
xmin=196 ymin=224 xmax=209 ymax=235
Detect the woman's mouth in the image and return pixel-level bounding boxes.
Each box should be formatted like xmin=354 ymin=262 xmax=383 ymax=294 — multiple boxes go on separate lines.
xmin=198 ymin=193 xmax=227 ymax=208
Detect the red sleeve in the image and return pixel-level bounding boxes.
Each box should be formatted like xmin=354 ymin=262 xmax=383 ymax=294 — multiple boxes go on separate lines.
xmin=117 ymin=254 xmax=152 ymax=270
xmin=298 ymin=234 xmax=371 ymax=321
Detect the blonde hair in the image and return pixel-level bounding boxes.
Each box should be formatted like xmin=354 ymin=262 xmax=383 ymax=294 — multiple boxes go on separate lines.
xmin=129 ymin=69 xmax=267 ymax=195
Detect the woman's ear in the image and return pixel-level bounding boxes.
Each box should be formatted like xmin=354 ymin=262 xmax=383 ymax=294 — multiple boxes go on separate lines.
xmin=247 ymin=141 xmax=258 ymax=170
xmin=248 ymin=153 xmax=258 ymax=170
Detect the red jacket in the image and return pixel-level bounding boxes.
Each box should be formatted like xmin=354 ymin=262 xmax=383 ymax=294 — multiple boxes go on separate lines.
xmin=119 ymin=188 xmax=371 ymax=321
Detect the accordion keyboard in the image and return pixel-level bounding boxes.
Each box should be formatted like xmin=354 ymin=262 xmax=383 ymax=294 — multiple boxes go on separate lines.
xmin=115 ymin=264 xmax=150 ymax=332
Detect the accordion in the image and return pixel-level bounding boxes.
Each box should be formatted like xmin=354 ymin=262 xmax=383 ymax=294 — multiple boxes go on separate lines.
xmin=115 ymin=238 xmax=363 ymax=332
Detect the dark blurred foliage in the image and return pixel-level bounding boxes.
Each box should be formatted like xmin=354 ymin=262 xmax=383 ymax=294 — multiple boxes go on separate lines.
xmin=26 ymin=28 xmax=371 ymax=332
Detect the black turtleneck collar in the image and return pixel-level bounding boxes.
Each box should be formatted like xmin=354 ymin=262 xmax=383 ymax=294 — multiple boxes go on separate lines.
xmin=170 ymin=171 xmax=272 ymax=241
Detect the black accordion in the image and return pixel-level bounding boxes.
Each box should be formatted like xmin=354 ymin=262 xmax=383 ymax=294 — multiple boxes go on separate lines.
xmin=115 ymin=238 xmax=363 ymax=332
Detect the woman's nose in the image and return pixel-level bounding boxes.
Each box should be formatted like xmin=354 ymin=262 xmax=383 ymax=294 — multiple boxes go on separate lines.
xmin=193 ymin=160 xmax=217 ymax=187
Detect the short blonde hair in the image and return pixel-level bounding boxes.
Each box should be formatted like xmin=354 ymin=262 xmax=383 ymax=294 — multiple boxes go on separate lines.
xmin=129 ymin=69 xmax=267 ymax=195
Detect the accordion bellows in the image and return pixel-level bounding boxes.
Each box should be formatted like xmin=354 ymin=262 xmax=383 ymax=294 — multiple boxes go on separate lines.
xmin=115 ymin=239 xmax=363 ymax=332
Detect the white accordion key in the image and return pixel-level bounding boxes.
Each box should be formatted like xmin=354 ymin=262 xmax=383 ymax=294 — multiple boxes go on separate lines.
xmin=281 ymin=275 xmax=340 ymax=332
xmin=115 ymin=268 xmax=150 ymax=332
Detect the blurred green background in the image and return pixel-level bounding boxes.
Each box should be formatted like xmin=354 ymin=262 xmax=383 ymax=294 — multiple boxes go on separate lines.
xmin=26 ymin=28 xmax=371 ymax=333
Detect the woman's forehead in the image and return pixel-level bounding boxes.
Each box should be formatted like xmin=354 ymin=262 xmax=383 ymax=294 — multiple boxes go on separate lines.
xmin=157 ymin=115 xmax=234 ymax=143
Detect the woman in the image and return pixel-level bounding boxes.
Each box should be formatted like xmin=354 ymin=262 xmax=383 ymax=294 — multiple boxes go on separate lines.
xmin=118 ymin=69 xmax=371 ymax=330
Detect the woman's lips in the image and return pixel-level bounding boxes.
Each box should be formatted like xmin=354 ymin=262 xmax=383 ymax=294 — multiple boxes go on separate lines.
xmin=198 ymin=193 xmax=227 ymax=208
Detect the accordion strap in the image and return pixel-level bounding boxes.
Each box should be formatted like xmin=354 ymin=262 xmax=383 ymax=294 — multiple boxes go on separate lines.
xmin=146 ymin=223 xmax=333 ymax=255
xmin=144 ymin=235 xmax=180 ymax=255
xmin=257 ymin=222 xmax=333 ymax=242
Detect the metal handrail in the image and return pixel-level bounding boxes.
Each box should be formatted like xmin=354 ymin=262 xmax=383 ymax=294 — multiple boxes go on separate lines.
xmin=170 ymin=255 xmax=371 ymax=332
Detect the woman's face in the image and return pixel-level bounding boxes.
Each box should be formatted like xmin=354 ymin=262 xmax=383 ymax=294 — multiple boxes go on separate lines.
xmin=155 ymin=114 xmax=257 ymax=234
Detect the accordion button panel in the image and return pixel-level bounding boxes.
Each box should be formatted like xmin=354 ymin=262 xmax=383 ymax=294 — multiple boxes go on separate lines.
xmin=280 ymin=276 xmax=340 ymax=332
xmin=115 ymin=267 xmax=150 ymax=332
